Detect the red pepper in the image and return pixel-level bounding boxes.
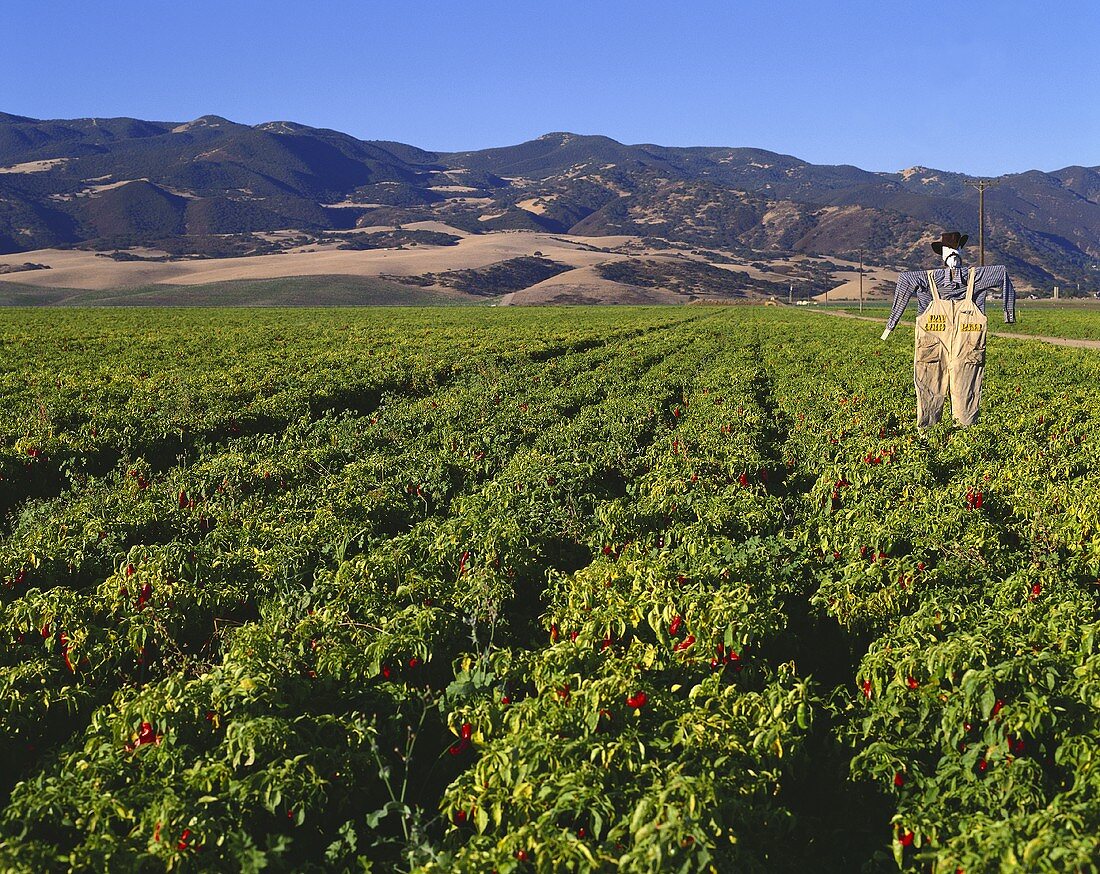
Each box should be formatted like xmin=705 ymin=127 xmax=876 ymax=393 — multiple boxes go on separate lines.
xmin=673 ymin=634 xmax=696 ymax=652
xmin=669 ymin=615 xmax=683 ymax=637
xmin=626 ymin=691 xmax=647 ymax=709
xmin=894 ymin=772 xmax=905 ymax=787
xmin=60 ymin=632 xmax=74 ymax=673
xmin=899 ymin=829 xmax=914 ymax=847
xmin=449 ymin=728 xmax=472 ymax=755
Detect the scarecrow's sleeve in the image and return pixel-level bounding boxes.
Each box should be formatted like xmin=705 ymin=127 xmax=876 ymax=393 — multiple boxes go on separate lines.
xmin=973 ymin=265 xmax=1015 ymax=324
xmin=881 ymin=270 xmax=922 ymax=340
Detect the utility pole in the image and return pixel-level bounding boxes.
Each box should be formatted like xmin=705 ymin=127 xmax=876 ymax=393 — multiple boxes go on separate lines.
xmin=859 ymin=250 xmax=864 ymax=314
xmin=789 ymin=283 xmax=793 ymax=305
xmin=967 ymin=179 xmax=1000 ymax=266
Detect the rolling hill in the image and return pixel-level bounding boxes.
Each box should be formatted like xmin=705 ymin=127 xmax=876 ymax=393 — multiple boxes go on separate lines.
xmin=1 ymin=112 xmax=1098 ymax=292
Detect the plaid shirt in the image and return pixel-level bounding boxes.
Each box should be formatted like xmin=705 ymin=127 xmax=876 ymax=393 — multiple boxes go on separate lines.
xmin=885 ymin=265 xmax=1016 ymax=333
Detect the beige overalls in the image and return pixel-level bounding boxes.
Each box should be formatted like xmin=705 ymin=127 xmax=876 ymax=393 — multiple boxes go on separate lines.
xmin=913 ymin=267 xmax=987 ymax=427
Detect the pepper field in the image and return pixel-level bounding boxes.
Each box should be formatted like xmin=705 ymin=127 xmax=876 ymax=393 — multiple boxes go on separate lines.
xmin=0 ymin=306 xmax=1096 ymax=872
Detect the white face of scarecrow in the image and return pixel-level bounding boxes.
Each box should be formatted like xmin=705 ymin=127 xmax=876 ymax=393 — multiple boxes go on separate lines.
xmin=941 ymin=246 xmax=962 ymax=269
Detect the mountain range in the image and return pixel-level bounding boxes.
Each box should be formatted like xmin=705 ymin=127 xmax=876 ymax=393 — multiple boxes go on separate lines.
xmin=2 ymin=111 xmax=1098 ymax=290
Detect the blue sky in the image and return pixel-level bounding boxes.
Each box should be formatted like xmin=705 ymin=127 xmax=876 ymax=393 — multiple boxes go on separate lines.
xmin=4 ymin=1 xmax=1098 ymax=176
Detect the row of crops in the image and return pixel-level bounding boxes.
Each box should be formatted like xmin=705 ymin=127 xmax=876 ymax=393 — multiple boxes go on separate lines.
xmin=0 ymin=307 xmax=1096 ymax=872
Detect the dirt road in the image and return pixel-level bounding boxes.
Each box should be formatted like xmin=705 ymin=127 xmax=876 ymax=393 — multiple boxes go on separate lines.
xmin=817 ymin=309 xmax=1100 ymax=351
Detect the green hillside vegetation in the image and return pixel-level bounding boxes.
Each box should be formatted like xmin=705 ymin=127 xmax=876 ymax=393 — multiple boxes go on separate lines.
xmin=0 ymin=262 xmax=50 ymax=275
xmin=332 ymin=229 xmax=461 ymax=250
xmin=384 ymin=256 xmax=575 ymax=297
xmin=596 ymin=258 xmax=796 ymax=299
xmin=347 ymin=182 xmax=446 ymax=207
xmin=83 ymin=181 xmax=187 ymax=240
xmin=87 ymin=234 xmax=289 ymax=260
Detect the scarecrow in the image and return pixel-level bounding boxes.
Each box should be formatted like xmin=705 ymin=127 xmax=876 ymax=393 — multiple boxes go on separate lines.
xmin=881 ymin=231 xmax=1016 ymax=426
